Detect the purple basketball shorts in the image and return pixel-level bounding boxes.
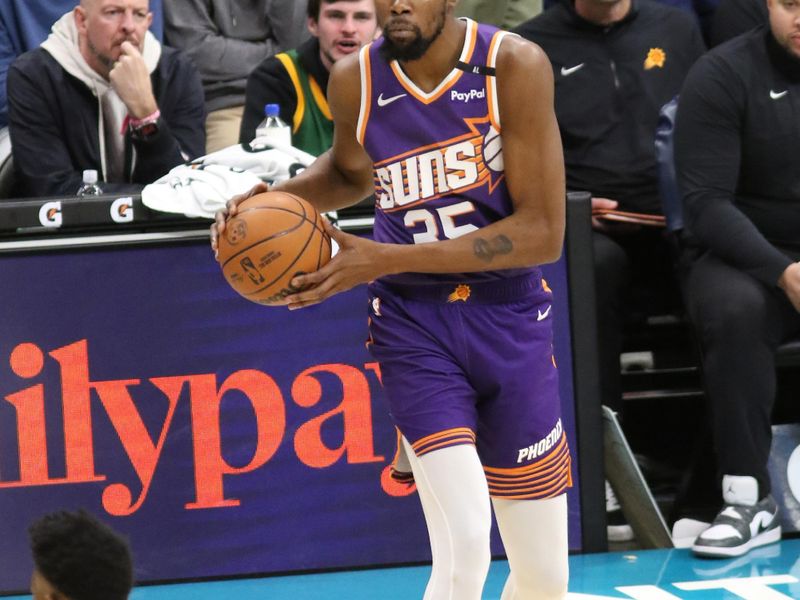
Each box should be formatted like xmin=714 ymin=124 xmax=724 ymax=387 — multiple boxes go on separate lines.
xmin=367 ymin=273 xmax=572 ymax=500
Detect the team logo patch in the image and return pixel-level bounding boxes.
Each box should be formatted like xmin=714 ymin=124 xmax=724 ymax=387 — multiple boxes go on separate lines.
xmin=447 ymin=284 xmax=471 ymax=303
xmin=644 ymin=48 xmax=666 ymax=70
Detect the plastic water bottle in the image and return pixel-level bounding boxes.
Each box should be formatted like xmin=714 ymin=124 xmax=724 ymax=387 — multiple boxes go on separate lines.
xmin=77 ymin=169 xmax=103 ymax=196
xmin=255 ymin=103 xmax=291 ymax=147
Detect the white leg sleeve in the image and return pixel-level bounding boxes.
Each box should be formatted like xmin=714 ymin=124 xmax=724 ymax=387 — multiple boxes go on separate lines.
xmin=403 ymin=437 xmax=492 ymax=600
xmin=493 ymin=494 xmax=569 ymax=600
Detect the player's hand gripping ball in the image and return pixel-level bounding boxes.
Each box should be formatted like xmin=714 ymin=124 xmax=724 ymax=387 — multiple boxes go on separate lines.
xmin=216 ymin=191 xmax=332 ymax=305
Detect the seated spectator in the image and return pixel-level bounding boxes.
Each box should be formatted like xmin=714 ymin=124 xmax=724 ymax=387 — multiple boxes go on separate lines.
xmin=515 ymin=0 xmax=705 ymax=542
xmin=674 ymin=1 xmax=800 ymax=558
xmin=29 ymin=510 xmax=133 ymax=600
xmin=7 ymin=0 xmax=205 ymax=198
xmin=0 ymin=0 xmax=163 ymax=128
xmin=709 ymin=0 xmax=767 ymax=46
xmin=239 ymin=0 xmax=378 ymax=157
xmin=454 ymin=0 xmax=543 ymax=29
xmin=164 ymin=1 xmax=310 ymax=153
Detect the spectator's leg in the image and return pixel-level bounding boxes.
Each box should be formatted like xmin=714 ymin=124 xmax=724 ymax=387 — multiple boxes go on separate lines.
xmin=205 ymin=106 xmax=245 ymax=153
xmin=683 ymin=253 xmax=794 ymax=495
xmin=592 ymin=230 xmax=630 ymax=415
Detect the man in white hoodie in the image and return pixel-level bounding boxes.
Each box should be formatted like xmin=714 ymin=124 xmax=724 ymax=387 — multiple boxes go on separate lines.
xmin=7 ymin=0 xmax=205 ymax=198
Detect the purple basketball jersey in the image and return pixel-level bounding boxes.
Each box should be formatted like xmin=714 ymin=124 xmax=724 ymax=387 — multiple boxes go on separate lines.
xmin=357 ymin=19 xmax=538 ymax=285
xmin=360 ymin=20 xmax=571 ymax=500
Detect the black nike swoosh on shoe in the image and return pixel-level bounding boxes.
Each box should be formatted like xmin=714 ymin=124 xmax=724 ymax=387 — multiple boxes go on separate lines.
xmin=755 ymin=513 xmax=776 ymax=534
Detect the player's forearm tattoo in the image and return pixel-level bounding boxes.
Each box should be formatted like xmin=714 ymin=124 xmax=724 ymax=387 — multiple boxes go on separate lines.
xmin=473 ymin=235 xmax=513 ymax=263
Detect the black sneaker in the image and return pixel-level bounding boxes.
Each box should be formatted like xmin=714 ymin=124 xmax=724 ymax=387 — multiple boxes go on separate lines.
xmin=606 ymin=480 xmax=634 ymax=542
xmin=692 ymin=495 xmax=781 ymax=558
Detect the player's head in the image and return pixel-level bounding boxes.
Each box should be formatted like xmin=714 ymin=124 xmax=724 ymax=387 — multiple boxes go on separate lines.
xmin=766 ymin=0 xmax=800 ymax=60
xmin=29 ymin=510 xmax=133 ymax=600
xmin=307 ymin=0 xmax=378 ymax=70
xmin=75 ymin=0 xmax=152 ymax=77
xmin=377 ymin=0 xmax=456 ymax=62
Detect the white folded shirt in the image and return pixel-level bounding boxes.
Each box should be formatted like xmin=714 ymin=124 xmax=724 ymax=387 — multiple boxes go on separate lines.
xmin=142 ymin=140 xmax=317 ymax=219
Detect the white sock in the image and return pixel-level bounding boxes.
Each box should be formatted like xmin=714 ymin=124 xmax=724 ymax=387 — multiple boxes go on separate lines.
xmin=403 ymin=437 xmax=492 ymax=600
xmin=494 ymin=494 xmax=569 ymax=600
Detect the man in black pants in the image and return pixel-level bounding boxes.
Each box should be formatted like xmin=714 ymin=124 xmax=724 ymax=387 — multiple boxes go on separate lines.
xmin=674 ymin=0 xmax=800 ymax=558
xmin=515 ymin=0 xmax=705 ymax=542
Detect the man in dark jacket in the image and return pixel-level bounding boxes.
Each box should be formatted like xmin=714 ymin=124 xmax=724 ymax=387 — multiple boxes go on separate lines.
xmin=0 ymin=0 xmax=163 ymax=128
xmin=674 ymin=0 xmax=800 ymax=558
xmin=515 ymin=0 xmax=705 ymax=542
xmin=7 ymin=0 xmax=205 ymax=198
xmin=239 ymin=0 xmax=377 ymax=156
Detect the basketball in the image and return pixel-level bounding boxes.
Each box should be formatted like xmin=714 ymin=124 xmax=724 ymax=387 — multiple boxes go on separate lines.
xmin=216 ymin=191 xmax=332 ymax=305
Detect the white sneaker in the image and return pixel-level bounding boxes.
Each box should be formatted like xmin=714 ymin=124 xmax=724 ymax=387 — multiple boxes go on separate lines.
xmin=692 ymin=475 xmax=781 ymax=558
xmin=671 ymin=518 xmax=710 ymax=548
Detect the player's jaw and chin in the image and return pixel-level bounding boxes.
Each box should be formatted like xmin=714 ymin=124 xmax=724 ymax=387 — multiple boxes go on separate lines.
xmin=378 ymin=3 xmax=447 ymax=62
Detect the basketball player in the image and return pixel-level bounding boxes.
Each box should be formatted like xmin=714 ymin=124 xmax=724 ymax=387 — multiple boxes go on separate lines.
xmin=212 ymin=0 xmax=568 ymax=597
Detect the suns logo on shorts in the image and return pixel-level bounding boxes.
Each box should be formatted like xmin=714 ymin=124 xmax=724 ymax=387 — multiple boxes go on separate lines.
xmin=374 ymin=116 xmax=504 ymax=212
xmin=447 ymin=284 xmax=471 ymax=303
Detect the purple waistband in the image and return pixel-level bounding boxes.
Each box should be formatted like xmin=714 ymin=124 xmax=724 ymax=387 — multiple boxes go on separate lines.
xmin=372 ymin=273 xmax=548 ymax=305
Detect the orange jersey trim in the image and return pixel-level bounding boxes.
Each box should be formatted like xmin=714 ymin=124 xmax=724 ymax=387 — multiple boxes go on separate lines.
xmin=485 ymin=31 xmax=504 ymax=132
xmin=389 ymin=19 xmax=479 ymax=105
xmin=356 ymin=44 xmax=373 ymax=146
xmin=412 ymin=427 xmax=476 ymax=457
xmin=484 ymin=436 xmax=572 ymax=500
xmin=484 ymin=435 xmax=568 ymax=476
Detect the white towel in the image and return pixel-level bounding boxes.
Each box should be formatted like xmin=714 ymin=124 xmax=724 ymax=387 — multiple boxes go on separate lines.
xmin=142 ymin=141 xmax=317 ymax=219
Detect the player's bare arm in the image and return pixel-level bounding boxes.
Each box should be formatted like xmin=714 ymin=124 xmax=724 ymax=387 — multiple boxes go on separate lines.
xmin=210 ymin=54 xmax=373 ymax=252
xmin=285 ymin=36 xmax=566 ymax=309
xmin=487 ymin=35 xmax=565 ymax=264
xmin=271 ymin=55 xmax=375 ymax=211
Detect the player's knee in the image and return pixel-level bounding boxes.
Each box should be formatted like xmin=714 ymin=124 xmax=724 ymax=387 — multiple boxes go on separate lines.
xmin=513 ymin=564 xmax=568 ymax=599
xmin=452 ymin=523 xmax=491 ymax=562
xmin=442 ymin=525 xmax=491 ymax=584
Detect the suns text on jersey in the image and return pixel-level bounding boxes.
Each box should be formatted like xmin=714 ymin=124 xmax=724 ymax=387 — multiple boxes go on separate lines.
xmin=374 ymin=134 xmax=488 ymax=211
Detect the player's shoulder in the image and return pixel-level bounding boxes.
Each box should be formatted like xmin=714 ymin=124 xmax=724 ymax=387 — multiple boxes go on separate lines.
xmin=329 ymin=47 xmax=364 ymax=86
xmin=495 ymin=33 xmax=551 ymax=78
xmin=326 ymin=47 xmax=366 ymax=119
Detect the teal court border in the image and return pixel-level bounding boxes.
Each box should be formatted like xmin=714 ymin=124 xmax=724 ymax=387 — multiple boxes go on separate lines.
xmin=7 ymin=538 xmax=800 ymax=599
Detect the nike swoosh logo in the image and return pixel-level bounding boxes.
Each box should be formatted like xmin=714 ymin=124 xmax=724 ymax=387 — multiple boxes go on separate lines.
xmin=537 ymin=305 xmax=552 ymax=321
xmin=770 ymin=89 xmax=788 ymax=100
xmin=377 ymin=92 xmax=407 ymax=107
xmin=560 ymin=63 xmax=584 ymax=77
xmin=754 ymin=510 xmax=776 ymax=534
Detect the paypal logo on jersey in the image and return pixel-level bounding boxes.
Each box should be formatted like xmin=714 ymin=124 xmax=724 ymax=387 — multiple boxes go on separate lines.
xmin=451 ymin=88 xmax=486 ymax=103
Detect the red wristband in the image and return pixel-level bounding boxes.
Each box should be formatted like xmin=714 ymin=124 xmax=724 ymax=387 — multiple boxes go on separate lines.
xmin=122 ymin=109 xmax=161 ymax=134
